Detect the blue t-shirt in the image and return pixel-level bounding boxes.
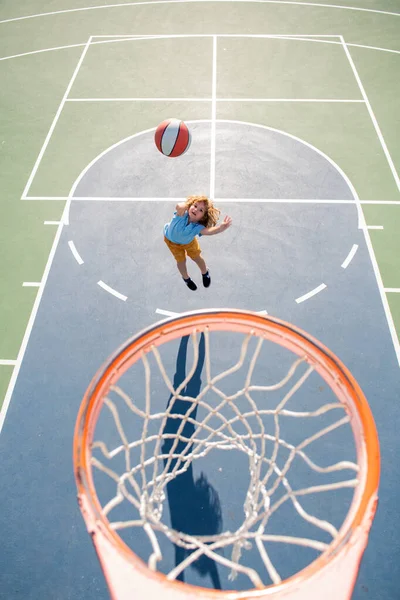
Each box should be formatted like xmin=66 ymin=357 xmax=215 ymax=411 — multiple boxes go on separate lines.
xmin=164 ymin=211 xmax=205 ymax=244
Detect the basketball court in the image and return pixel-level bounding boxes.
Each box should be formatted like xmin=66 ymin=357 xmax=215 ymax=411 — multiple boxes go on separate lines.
xmin=0 ymin=3 xmax=399 ymax=599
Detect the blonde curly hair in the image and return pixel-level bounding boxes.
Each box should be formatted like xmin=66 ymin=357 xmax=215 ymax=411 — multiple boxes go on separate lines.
xmin=185 ymin=195 xmax=220 ymax=228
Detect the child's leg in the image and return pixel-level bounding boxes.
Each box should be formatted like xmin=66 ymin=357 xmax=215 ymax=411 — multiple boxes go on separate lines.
xmin=178 ymin=260 xmax=197 ymax=290
xmin=191 ymin=253 xmax=211 ymax=288
xmin=176 ymin=260 xmax=189 ymax=279
xmin=191 ymin=253 xmax=208 ymax=275
xmin=164 ymin=237 xmax=197 ymax=290
xmin=177 ymin=259 xmax=197 ymax=291
xmin=187 ymin=240 xmax=211 ymax=288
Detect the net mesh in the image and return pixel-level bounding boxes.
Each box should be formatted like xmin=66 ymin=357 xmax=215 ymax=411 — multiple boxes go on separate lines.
xmin=90 ymin=328 xmax=359 ymax=588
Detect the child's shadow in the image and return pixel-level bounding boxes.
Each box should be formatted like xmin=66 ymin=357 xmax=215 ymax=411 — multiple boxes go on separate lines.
xmin=161 ymin=334 xmax=222 ymax=589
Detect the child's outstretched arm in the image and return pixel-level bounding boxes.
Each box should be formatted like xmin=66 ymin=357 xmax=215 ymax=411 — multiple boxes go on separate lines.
xmin=201 ymin=215 xmax=232 ymax=236
xmin=175 ymin=202 xmax=187 ymax=216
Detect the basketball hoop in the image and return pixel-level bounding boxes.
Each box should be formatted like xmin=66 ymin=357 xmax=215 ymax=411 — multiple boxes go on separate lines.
xmin=73 ymin=309 xmax=380 ymax=599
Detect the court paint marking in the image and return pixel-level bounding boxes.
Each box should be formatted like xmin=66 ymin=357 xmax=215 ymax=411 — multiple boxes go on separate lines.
xmin=67 ymin=98 xmax=212 ymax=102
xmin=341 ymin=244 xmax=358 ymax=269
xmin=0 ymin=220 xmax=65 ymax=433
xmin=68 ymin=241 xmax=84 ymax=265
xmin=26 ymin=197 xmax=71 ymax=201
xmin=97 ymin=280 xmax=127 ymax=301
xmin=210 ymin=36 xmax=217 ymax=200
xmin=347 ymin=43 xmax=400 ymax=55
xmin=295 ymin=283 xmax=327 ymax=304
xmin=25 ymin=197 xmax=361 ymax=203
xmin=156 ymin=309 xmax=180 ymax=317
xmin=156 ymin=308 xmax=269 ymax=317
xmin=24 ymin=198 xmax=400 ymax=205
xmin=1 ymin=1 xmax=398 ymax=26
xmin=356 ymin=226 xmax=400 ymax=366
xmin=341 ymin=37 xmax=400 ymax=193
xmin=0 ymin=360 xmax=17 ymax=366
xmin=67 ymin=98 xmax=364 ymax=103
xmin=0 ymin=44 xmax=87 ymax=62
xmin=44 ymin=220 xmax=62 ymax=225
xmin=0 ymin=40 xmax=400 ymax=61
xmin=2 ymin=31 xmax=400 ymax=64
xmin=22 ymin=282 xmax=41 ymax=287
xmin=385 ymin=288 xmax=400 ymax=293
xmin=217 ymin=98 xmax=364 ymax=102
xmin=0 ymin=37 xmax=162 ymax=62
xmin=366 ymin=226 xmax=384 ymax=230
xmin=21 ymin=37 xmax=93 ymax=200
xmin=2 ymin=38 xmax=400 ymax=64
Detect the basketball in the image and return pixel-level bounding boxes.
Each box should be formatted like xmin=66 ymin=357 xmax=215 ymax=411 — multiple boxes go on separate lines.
xmin=154 ymin=118 xmax=191 ymax=157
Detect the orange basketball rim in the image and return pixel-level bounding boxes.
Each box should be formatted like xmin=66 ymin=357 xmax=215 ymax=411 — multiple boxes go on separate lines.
xmin=73 ymin=309 xmax=380 ymax=600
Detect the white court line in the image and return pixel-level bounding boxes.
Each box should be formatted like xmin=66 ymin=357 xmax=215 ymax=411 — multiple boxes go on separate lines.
xmin=384 ymin=288 xmax=400 ymax=293
xmin=44 ymin=220 xmax=61 ymax=225
xmin=361 ymin=201 xmax=400 ymax=205
xmin=68 ymin=240 xmax=84 ymax=265
xmin=296 ymin=284 xmax=327 ymax=304
xmin=210 ymin=36 xmax=217 ymax=199
xmin=213 ymin=198 xmax=358 ymax=204
xmin=97 ymin=280 xmax=127 ymax=301
xmin=0 ymin=360 xmax=17 ymax=366
xmin=2 ymin=38 xmax=399 ymax=64
xmin=361 ymin=240 xmax=400 ymax=366
xmin=67 ymin=97 xmax=364 ymax=103
xmin=26 ymin=196 xmax=70 ymax=200
xmin=366 ymin=225 xmax=384 ymax=230
xmin=27 ymin=197 xmax=400 ymax=205
xmin=0 ymin=43 xmax=87 ymax=62
xmin=22 ymin=282 xmax=41 ymax=287
xmin=218 ymin=98 xmax=364 ymax=102
xmin=341 ymin=244 xmax=358 ymax=269
xmin=21 ymin=37 xmax=93 ymax=199
xmin=0 ymin=36 xmax=160 ymax=62
xmin=348 ymin=43 xmax=400 ymax=55
xmin=93 ymin=33 xmax=340 ymax=38
xmin=341 ymin=37 xmax=400 ymax=192
xmin=0 ymin=1 xmax=399 ymax=26
xmin=0 ymin=220 xmax=65 ymax=433
xmin=156 ymin=308 xmax=180 ymax=317
xmin=67 ymin=97 xmax=212 ymax=102
xmin=25 ymin=196 xmax=358 ymax=203
xmin=156 ymin=308 xmax=269 ymax=317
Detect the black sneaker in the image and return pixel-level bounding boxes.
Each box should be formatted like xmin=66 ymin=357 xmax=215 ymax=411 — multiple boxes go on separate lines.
xmin=183 ymin=277 xmax=197 ymax=291
xmin=202 ymin=271 xmax=211 ymax=288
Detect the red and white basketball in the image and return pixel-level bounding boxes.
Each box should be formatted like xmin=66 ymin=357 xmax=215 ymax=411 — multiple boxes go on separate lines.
xmin=154 ymin=118 xmax=191 ymax=158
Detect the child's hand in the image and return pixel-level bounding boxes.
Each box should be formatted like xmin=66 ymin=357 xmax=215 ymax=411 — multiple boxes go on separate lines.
xmin=221 ymin=215 xmax=232 ymax=230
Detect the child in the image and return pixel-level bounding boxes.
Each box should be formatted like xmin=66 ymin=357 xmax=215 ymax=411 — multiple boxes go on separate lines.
xmin=164 ymin=195 xmax=232 ymax=291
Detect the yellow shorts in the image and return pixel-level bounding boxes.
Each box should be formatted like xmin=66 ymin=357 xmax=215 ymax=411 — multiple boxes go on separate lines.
xmin=164 ymin=236 xmax=201 ymax=262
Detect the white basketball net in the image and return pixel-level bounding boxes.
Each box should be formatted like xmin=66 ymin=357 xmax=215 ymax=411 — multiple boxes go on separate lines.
xmin=91 ymin=329 xmax=359 ymax=588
